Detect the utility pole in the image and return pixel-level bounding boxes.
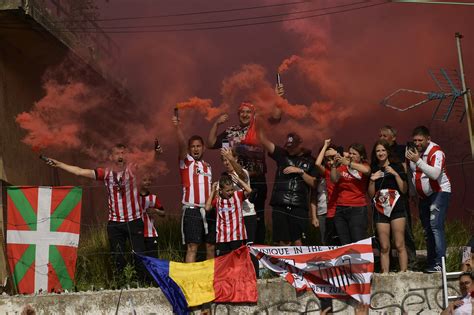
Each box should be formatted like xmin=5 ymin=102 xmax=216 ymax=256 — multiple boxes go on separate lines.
xmin=455 ymin=33 xmax=474 ymax=158
xmin=391 ymin=0 xmax=474 ymax=5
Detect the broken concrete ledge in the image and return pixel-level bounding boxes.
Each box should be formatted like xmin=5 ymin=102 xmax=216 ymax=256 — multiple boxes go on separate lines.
xmin=0 ymin=272 xmax=460 ymax=314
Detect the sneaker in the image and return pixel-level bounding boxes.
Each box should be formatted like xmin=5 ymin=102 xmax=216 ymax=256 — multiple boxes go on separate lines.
xmin=425 ymin=265 xmax=442 ymax=273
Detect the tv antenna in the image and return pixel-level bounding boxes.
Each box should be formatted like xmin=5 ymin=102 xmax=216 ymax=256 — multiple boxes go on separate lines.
xmin=380 ymin=33 xmax=474 ymax=158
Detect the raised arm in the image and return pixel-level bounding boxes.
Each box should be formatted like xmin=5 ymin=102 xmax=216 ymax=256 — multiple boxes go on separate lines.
xmin=406 ymin=147 xmax=442 ymax=180
xmin=230 ymin=173 xmax=252 ymax=197
xmin=207 ymin=114 xmax=229 ymax=148
xmin=173 ymin=116 xmax=188 ymax=160
xmin=268 ymin=84 xmax=285 ymax=124
xmin=205 ymin=182 xmax=219 ymax=211
xmin=45 ymin=158 xmax=95 ymax=179
xmin=338 ymin=155 xmax=371 ymax=177
xmin=221 ymin=148 xmax=248 ymax=182
xmin=330 ymin=155 xmax=342 ymax=183
xmin=256 ymin=116 xmax=275 ymax=154
xmin=315 ymin=139 xmax=331 ymax=175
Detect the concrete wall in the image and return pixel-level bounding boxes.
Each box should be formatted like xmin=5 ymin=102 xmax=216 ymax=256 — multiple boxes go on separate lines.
xmin=0 ymin=273 xmax=461 ymax=314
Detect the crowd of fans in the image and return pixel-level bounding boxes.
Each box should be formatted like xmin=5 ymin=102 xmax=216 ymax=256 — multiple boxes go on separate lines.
xmin=43 ymin=85 xmax=469 ymax=310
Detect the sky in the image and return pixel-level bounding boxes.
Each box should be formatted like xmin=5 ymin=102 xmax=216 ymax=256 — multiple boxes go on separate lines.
xmin=17 ymin=0 xmax=474 ymax=224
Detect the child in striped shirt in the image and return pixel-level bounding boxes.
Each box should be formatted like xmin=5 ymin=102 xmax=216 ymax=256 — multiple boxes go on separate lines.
xmin=205 ymin=173 xmax=252 ymax=257
xmin=139 ymin=174 xmax=165 ymax=258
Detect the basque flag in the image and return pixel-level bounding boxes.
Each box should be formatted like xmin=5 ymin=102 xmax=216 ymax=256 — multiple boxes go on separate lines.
xmin=6 ymin=186 xmax=82 ymax=294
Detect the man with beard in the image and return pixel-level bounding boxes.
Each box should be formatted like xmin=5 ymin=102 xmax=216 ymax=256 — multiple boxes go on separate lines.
xmin=173 ymin=116 xmax=214 ymax=263
xmin=406 ymin=125 xmax=451 ymax=273
xmin=257 ymin=122 xmax=317 ymax=246
xmin=207 ymin=86 xmax=283 ymax=244
xmin=45 ymin=144 xmax=147 ymax=281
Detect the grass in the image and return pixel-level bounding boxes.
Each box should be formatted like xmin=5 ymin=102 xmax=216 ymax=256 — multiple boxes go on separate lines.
xmin=412 ymin=219 xmax=471 ymax=271
xmin=72 ymin=218 xmax=471 ymax=291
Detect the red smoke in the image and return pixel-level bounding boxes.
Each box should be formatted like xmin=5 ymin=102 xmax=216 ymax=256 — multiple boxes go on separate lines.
xmin=278 ymin=55 xmax=301 ymax=73
xmin=176 ymin=97 xmax=228 ymax=121
xmin=15 ymin=80 xmax=103 ymax=151
xmin=14 ymin=1 xmax=474 ymax=220
xmin=220 ymin=64 xmax=308 ymax=119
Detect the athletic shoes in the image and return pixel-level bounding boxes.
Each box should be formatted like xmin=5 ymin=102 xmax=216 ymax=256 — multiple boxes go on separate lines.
xmin=425 ymin=264 xmax=442 ymax=273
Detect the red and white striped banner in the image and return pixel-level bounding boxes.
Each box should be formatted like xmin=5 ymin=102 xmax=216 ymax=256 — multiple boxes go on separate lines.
xmin=250 ymin=238 xmax=374 ymax=305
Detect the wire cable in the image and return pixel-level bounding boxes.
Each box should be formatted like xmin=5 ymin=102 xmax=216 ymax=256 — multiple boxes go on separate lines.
xmin=32 ymin=0 xmax=371 ymax=31
xmin=48 ymin=0 xmax=313 ymax=23
xmin=0 ymin=1 xmax=389 ymax=34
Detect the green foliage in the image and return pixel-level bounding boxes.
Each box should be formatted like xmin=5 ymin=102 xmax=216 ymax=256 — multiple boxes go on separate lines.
xmin=75 ymin=224 xmax=115 ymax=291
xmin=155 ymin=218 xmax=184 ymax=262
xmin=73 ymin=217 xmax=471 ymax=290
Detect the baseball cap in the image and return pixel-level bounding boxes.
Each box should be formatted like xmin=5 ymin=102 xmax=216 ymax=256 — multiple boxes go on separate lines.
xmin=284 ymin=132 xmax=302 ymax=148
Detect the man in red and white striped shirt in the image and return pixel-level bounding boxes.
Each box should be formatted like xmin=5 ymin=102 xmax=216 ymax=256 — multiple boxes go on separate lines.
xmin=46 ymin=144 xmax=152 ymax=279
xmin=406 ymin=126 xmax=451 ymax=273
xmin=139 ymin=175 xmax=165 ymax=258
xmin=205 ymin=174 xmax=252 ymax=256
xmin=173 ymin=116 xmax=213 ymax=263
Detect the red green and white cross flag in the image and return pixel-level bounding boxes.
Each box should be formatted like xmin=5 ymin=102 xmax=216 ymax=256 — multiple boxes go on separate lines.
xmin=6 ymin=186 xmax=82 ymax=294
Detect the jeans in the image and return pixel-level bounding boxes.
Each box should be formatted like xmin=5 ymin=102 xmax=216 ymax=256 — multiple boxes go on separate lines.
xmin=419 ymin=192 xmax=450 ymax=267
xmin=334 ymin=206 xmax=368 ymax=245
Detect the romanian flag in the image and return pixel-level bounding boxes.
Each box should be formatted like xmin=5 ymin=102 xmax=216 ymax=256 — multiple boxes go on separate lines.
xmin=139 ymin=246 xmax=257 ymax=314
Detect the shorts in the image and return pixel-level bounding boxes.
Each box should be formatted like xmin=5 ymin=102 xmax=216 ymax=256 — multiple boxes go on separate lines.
xmin=181 ymin=206 xmax=214 ymax=245
xmin=205 ymin=208 xmax=216 ymax=244
xmin=216 ymin=240 xmax=245 ymax=257
xmin=373 ymin=204 xmax=407 ymax=224
xmin=272 ymin=206 xmax=308 ymax=243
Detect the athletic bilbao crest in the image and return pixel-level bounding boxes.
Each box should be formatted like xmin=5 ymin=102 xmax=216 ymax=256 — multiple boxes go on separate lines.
xmin=373 ymin=189 xmax=400 ymax=217
xmin=6 ymin=186 xmax=82 ymax=294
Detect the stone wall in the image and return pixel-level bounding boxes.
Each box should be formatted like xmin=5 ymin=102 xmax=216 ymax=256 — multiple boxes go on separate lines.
xmin=0 ymin=273 xmax=460 ymax=314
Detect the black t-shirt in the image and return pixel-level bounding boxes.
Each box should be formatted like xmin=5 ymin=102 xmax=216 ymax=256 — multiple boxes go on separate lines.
xmin=268 ymin=146 xmax=317 ymax=208
xmin=372 ymin=162 xmax=407 ymax=192
xmin=269 ymin=146 xmax=317 ymax=177
xmin=371 ymin=162 xmax=407 ymax=211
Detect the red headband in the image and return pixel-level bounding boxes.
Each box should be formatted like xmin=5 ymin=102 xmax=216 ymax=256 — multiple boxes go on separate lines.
xmin=238 ymin=102 xmax=255 ymax=113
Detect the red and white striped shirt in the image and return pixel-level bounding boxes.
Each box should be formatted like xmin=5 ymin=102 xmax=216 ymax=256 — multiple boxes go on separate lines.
xmin=212 ymin=190 xmax=247 ymax=243
xmin=179 ymin=154 xmax=212 ymax=207
xmin=409 ymin=141 xmax=451 ymax=198
xmin=140 ymin=193 xmax=162 ymax=238
xmin=95 ymin=166 xmax=142 ymax=222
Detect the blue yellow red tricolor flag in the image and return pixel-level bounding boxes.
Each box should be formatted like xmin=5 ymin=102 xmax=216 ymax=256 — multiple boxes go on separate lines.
xmin=138 ymin=246 xmax=257 ymax=314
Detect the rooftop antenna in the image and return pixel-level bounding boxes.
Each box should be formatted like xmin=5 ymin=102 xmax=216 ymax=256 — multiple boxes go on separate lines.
xmin=380 ymin=33 xmax=474 ymax=158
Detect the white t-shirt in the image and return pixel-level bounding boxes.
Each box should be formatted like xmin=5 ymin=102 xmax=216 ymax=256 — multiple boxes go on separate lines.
xmin=454 ymin=295 xmax=472 ymax=315
xmin=316 ymin=178 xmax=328 ymax=216
xmin=231 ymin=169 xmax=256 ymax=217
